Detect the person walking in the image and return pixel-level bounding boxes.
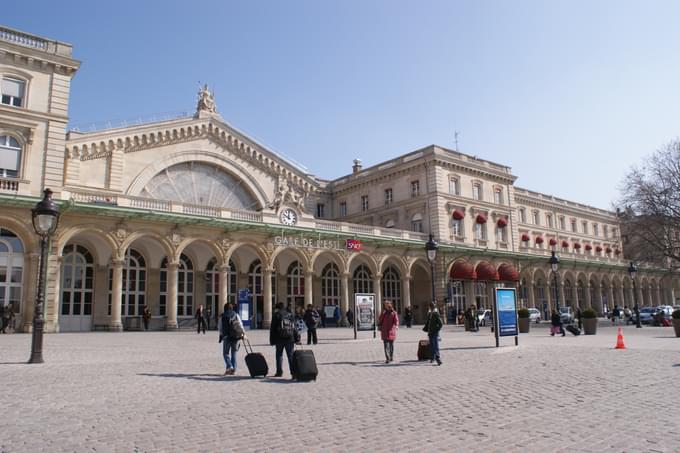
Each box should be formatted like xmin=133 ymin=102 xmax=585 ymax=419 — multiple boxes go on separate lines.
xmin=195 ymin=304 xmax=207 ymax=334
xmin=205 ymin=305 xmax=213 ymax=330
xmin=471 ymin=305 xmax=479 ymax=332
xmin=423 ymin=302 xmax=443 ymax=365
xmin=0 ymin=304 xmax=7 ymax=334
xmin=575 ymin=306 xmax=582 ymax=331
xmin=551 ymin=310 xmax=565 ymax=336
xmin=404 ymin=306 xmax=413 ymax=328
xmin=142 ymin=305 xmax=151 ymax=331
xmin=269 ymin=302 xmax=300 ymax=378
xmin=378 ymin=300 xmax=399 ymax=363
xmin=346 ymin=309 xmax=354 ymax=327
xmin=612 ymin=305 xmax=621 ymax=326
xmin=320 ymin=308 xmax=327 ymax=328
xmin=303 ymin=304 xmax=320 ymax=345
xmin=219 ymin=302 xmax=245 ymax=375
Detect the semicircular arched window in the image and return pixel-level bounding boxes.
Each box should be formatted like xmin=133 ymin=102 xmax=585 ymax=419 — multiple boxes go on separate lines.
xmin=139 ymin=162 xmax=259 ymax=210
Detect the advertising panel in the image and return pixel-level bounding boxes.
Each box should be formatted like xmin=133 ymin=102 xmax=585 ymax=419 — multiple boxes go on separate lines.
xmin=495 ymin=288 xmax=517 ymax=337
xmin=355 ymin=293 xmax=375 ymax=331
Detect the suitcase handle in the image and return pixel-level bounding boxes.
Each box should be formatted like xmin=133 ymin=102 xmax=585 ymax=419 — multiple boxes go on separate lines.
xmin=242 ymin=338 xmax=254 ymax=354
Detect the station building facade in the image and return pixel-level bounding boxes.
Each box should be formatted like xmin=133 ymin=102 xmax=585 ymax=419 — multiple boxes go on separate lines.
xmin=1 ymin=25 xmax=678 ymax=333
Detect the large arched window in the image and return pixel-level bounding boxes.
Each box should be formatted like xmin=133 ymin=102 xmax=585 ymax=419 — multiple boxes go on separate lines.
xmin=109 ymin=248 xmax=146 ymax=317
xmin=61 ymin=244 xmax=94 ymax=317
xmin=382 ymin=266 xmax=401 ymax=312
xmin=0 ymin=228 xmax=23 ymax=319
xmin=474 ymin=281 xmax=488 ymax=309
xmin=321 ymin=263 xmax=340 ymax=306
xmin=352 ymin=264 xmax=373 ymax=295
xmin=535 ymin=278 xmax=547 ymax=312
xmin=0 ymin=135 xmax=21 ymax=178
xmin=249 ymin=260 xmax=277 ymax=315
xmin=206 ymin=258 xmax=236 ymax=312
xmin=563 ymin=280 xmax=573 ymax=307
xmin=577 ymin=281 xmax=586 ymax=308
xmin=287 ymin=261 xmax=304 ymax=308
xmin=160 ymin=254 xmax=194 ymax=317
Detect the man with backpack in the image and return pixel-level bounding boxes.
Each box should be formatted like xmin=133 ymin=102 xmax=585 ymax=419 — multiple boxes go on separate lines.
xmin=303 ymin=304 xmax=320 ymax=345
xmin=269 ymin=302 xmax=301 ymax=377
xmin=219 ymin=303 xmax=245 ymax=375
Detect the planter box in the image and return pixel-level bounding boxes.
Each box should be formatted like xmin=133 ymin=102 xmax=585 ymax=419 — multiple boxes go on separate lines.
xmin=673 ymin=319 xmax=680 ymax=338
xmin=518 ymin=317 xmax=530 ymax=333
xmin=582 ymin=318 xmax=598 ymax=335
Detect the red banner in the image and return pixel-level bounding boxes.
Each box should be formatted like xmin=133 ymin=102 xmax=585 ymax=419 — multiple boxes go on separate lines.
xmin=346 ymin=239 xmax=362 ymax=251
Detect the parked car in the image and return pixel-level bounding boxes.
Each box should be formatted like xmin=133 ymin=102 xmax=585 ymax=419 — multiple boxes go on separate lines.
xmin=657 ymin=305 xmax=674 ymax=317
xmin=559 ymin=307 xmax=574 ymax=324
xmin=639 ymin=307 xmax=659 ymax=324
xmin=477 ymin=309 xmax=492 ymax=326
xmin=527 ymin=308 xmax=541 ymax=323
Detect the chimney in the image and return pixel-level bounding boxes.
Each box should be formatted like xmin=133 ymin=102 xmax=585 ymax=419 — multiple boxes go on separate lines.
xmin=352 ymin=159 xmax=362 ymax=174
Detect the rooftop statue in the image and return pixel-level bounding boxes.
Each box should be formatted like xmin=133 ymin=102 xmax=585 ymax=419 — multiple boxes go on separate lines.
xmin=196 ymin=83 xmax=217 ymax=113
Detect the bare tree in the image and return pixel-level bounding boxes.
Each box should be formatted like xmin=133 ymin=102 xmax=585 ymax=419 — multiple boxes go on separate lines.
xmin=619 ymin=140 xmax=680 ymax=268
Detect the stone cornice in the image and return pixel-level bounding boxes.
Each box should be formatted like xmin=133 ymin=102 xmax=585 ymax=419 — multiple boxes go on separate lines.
xmin=65 ymin=116 xmax=319 ymax=195
xmin=0 ymin=38 xmax=80 ymax=75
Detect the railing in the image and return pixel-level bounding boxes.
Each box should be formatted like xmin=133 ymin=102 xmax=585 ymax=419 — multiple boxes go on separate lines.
xmin=0 ymin=178 xmax=19 ymax=192
xmin=229 ymin=210 xmax=263 ymax=222
xmin=183 ymin=204 xmax=220 ymax=217
xmin=315 ymin=221 xmax=342 ymax=231
xmin=70 ymin=191 xmax=117 ymax=204
xmin=0 ymin=27 xmax=47 ymax=50
xmin=129 ymin=197 xmax=171 ymax=211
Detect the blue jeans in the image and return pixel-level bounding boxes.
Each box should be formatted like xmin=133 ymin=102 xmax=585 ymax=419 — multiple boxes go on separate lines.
xmin=275 ymin=342 xmax=294 ymax=375
xmin=429 ymin=334 xmax=441 ymax=361
xmin=223 ymin=340 xmax=239 ymax=371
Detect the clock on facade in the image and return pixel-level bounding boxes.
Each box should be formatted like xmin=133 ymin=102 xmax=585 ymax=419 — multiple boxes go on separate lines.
xmin=279 ymin=208 xmax=298 ymax=226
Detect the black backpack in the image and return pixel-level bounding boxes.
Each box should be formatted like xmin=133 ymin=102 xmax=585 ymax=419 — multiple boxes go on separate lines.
xmin=278 ymin=312 xmax=295 ymax=340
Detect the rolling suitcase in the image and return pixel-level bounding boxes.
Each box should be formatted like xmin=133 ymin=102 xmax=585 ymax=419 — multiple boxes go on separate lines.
xmin=417 ymin=339 xmax=433 ymax=361
xmin=565 ymin=325 xmax=580 ymax=336
xmin=243 ymin=339 xmax=268 ymax=378
xmin=292 ymin=347 xmax=318 ymax=382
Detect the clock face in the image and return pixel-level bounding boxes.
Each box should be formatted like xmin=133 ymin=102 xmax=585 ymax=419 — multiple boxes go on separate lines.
xmin=280 ymin=208 xmax=298 ymax=226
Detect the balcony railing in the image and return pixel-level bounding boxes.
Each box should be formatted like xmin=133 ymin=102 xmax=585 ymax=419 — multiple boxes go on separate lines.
xmin=0 ymin=177 xmax=20 ymax=192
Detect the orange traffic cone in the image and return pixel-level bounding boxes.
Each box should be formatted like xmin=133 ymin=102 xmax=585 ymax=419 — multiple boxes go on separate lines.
xmin=615 ymin=327 xmax=626 ymax=349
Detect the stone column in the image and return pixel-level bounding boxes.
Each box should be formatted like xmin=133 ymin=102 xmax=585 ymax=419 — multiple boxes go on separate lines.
xmin=263 ymin=268 xmax=273 ymax=328
xmin=608 ymin=286 xmax=615 ymax=309
xmin=656 ymin=286 xmax=662 ymax=306
xmin=341 ymin=272 xmax=350 ymax=324
xmin=527 ymin=280 xmax=536 ymax=309
xmin=373 ymin=273 xmax=382 ymax=306
xmin=21 ymin=253 xmax=40 ymax=333
xmin=585 ymin=283 xmax=592 ymax=308
xmin=110 ymin=259 xmax=124 ymax=332
xmin=305 ymin=271 xmax=314 ymax=307
xmin=559 ymin=281 xmax=565 ymax=308
xmin=617 ymin=285 xmax=625 ymax=308
xmin=165 ymin=262 xmax=179 ymax=330
xmin=669 ymin=286 xmax=676 ymax=306
xmin=403 ymin=275 xmax=412 ymax=311
xmin=218 ymin=265 xmax=229 ymax=316
xmin=464 ymin=280 xmax=475 ymax=308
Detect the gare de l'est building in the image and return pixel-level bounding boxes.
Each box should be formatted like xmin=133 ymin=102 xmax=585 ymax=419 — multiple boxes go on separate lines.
xmin=1 ymin=25 xmax=677 ymax=333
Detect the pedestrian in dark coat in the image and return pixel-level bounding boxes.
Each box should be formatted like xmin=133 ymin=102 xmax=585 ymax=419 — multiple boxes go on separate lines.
xmin=269 ymin=302 xmax=301 ymax=377
xmin=195 ymin=304 xmax=207 ymax=334
xmin=551 ymin=310 xmax=565 ymax=336
xmin=303 ymin=304 xmax=320 ymax=345
xmin=423 ymin=302 xmax=443 ymax=365
xmin=404 ymin=306 xmax=413 ymax=328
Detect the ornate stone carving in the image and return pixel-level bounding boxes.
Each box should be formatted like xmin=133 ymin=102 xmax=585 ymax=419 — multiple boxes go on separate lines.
xmin=268 ymin=178 xmax=306 ymax=212
xmin=196 ymin=84 xmax=217 ymax=113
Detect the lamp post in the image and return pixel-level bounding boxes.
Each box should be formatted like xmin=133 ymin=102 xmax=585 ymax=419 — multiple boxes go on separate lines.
xmin=425 ymin=234 xmax=438 ymax=306
xmin=628 ymin=261 xmax=641 ymax=328
xmin=549 ymin=251 xmax=560 ymax=312
xmin=28 ymin=188 xmax=61 ymax=364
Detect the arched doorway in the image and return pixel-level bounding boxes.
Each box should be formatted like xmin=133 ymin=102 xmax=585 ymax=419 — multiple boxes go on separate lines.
xmin=0 ymin=228 xmax=23 ymax=330
xmin=60 ymin=244 xmax=94 ymax=332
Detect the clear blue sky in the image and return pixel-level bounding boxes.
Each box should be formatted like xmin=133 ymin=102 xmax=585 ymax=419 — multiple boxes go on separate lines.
xmin=5 ymin=1 xmax=680 ymax=210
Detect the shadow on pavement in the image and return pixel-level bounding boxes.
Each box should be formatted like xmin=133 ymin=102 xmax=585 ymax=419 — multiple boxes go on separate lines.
xmin=137 ymin=372 xmax=252 ymax=382
xmin=318 ymin=359 xmax=429 ymax=367
xmin=0 ymin=362 xmax=28 ymax=365
xmin=440 ymin=346 xmax=496 ymax=351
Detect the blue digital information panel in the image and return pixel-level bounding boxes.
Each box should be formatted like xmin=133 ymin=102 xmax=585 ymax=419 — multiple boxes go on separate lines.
xmin=495 ymin=288 xmax=518 ymax=337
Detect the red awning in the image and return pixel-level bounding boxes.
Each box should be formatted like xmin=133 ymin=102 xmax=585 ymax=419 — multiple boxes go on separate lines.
xmin=549 ymin=238 xmax=557 ymax=246
xmin=450 ymin=260 xmax=476 ymax=279
xmin=521 ymin=234 xmax=530 ymax=242
xmin=535 ymin=236 xmax=544 ymax=244
xmin=452 ymin=209 xmax=464 ymax=220
xmin=496 ymin=218 xmax=507 ymax=228
xmin=561 ymin=240 xmax=569 ymax=248
xmin=606 ymin=247 xmax=612 ymax=253
xmin=585 ymin=244 xmax=593 ymax=251
xmin=498 ymin=263 xmax=520 ymax=282
xmin=475 ymin=261 xmax=499 ymax=281
xmin=475 ymin=214 xmax=487 ymax=224
xmin=573 ymin=243 xmax=581 ymax=249
xmin=614 ymin=249 xmax=621 ymax=255
xmin=595 ymin=246 xmax=603 ymax=252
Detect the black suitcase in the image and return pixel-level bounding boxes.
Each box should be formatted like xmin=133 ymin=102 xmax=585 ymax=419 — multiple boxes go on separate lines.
xmin=417 ymin=339 xmax=433 ymax=361
xmin=292 ymin=348 xmax=318 ymax=382
xmin=565 ymin=325 xmax=581 ymax=336
xmin=243 ymin=339 xmax=268 ymax=378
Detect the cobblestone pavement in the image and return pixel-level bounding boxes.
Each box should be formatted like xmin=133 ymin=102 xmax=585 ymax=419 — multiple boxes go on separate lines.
xmin=1 ymin=323 xmax=679 ymax=453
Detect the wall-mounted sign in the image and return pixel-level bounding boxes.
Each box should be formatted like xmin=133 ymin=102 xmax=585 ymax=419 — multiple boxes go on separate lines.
xmin=346 ymin=239 xmax=362 ymax=252
xmin=273 ymin=234 xmax=342 ymax=250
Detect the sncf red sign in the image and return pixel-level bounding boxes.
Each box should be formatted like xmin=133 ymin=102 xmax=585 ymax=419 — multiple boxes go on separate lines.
xmin=346 ymin=239 xmax=362 ymax=251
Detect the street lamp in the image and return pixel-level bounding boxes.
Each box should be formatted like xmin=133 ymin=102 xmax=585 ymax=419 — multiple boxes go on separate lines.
xmin=425 ymin=234 xmax=438 ymax=305
xmin=549 ymin=251 xmax=560 ymax=312
xmin=29 ymin=188 xmax=61 ymax=364
xmin=628 ymin=261 xmax=641 ymax=328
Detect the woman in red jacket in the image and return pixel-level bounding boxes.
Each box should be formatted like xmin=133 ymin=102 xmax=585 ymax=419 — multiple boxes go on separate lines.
xmin=378 ymin=300 xmax=399 ymax=363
